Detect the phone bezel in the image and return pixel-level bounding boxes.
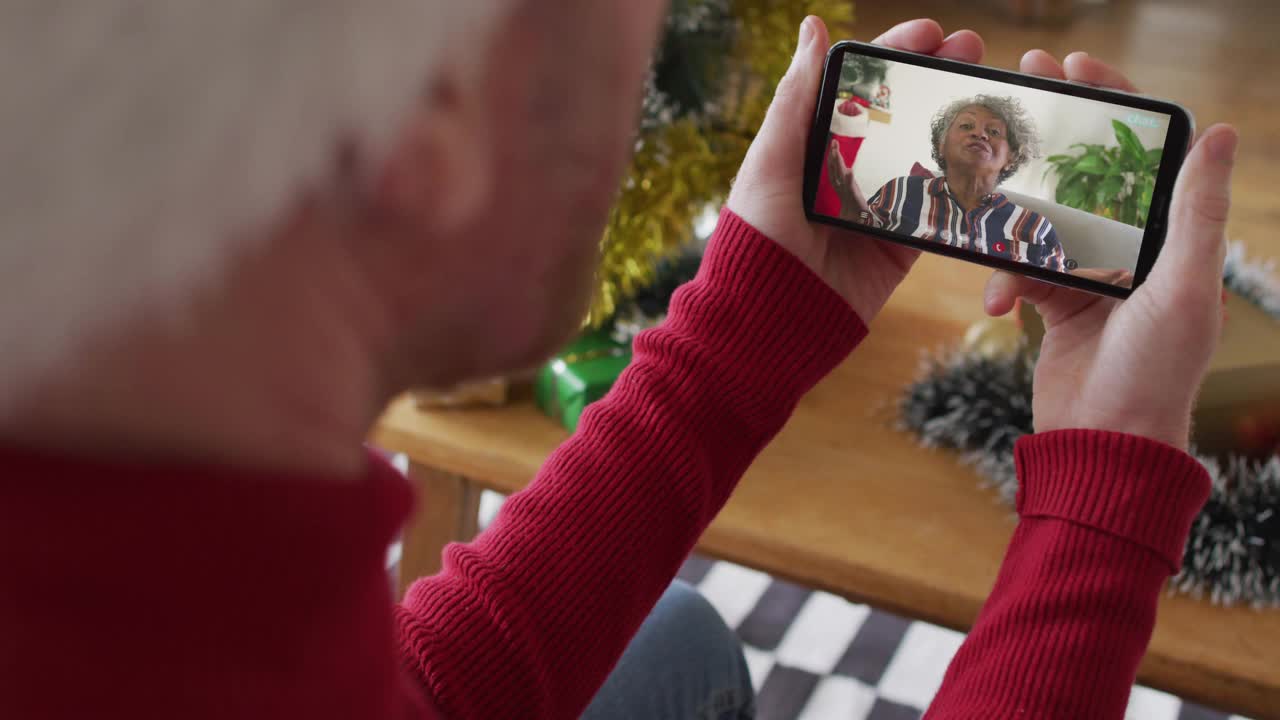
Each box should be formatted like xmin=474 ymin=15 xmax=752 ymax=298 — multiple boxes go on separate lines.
xmin=803 ymin=41 xmax=1195 ymax=299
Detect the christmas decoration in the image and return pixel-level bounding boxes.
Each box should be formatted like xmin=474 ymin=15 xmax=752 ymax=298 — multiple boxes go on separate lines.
xmin=960 ymin=317 xmax=1023 ymax=359
xmin=814 ymin=46 xmax=890 ymax=217
xmin=867 ymin=84 xmax=892 ymax=124
xmin=1225 ymin=242 xmax=1280 ymax=320
xmin=839 ymin=54 xmax=889 ymax=103
xmin=588 ymin=0 xmax=854 ymax=327
xmin=872 ymin=83 xmax=891 ymax=110
xmin=1177 ymin=453 xmax=1280 ymax=606
xmin=838 ymin=55 xmax=891 ymax=124
xmin=530 ymin=243 xmax=702 ymax=426
xmin=900 ymin=348 xmax=1280 ymax=608
xmin=605 ymin=244 xmax=705 ymax=344
xmin=838 ymin=95 xmax=870 ymax=117
xmin=899 ymin=348 xmax=1033 ymax=504
xmin=900 ymin=246 xmax=1280 ymax=607
xmin=534 ymin=331 xmax=633 ymax=431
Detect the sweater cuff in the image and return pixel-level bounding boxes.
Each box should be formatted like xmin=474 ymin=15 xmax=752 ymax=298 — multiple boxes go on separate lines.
xmin=652 ymin=207 xmax=866 ymax=406
xmin=1015 ymin=430 xmax=1211 ymax=572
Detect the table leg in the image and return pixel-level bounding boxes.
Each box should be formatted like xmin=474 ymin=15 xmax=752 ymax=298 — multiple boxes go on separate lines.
xmin=396 ymin=463 xmax=482 ymax=597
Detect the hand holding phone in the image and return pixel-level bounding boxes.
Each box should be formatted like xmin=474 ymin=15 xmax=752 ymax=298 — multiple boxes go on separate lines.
xmin=726 ymin=17 xmax=985 ymax=324
xmin=804 ymin=37 xmax=1196 ymax=299
xmin=960 ymin=49 xmax=1239 ymax=449
xmin=984 ymin=54 xmax=1239 ymax=449
xmin=739 ymin=15 xmax=1235 ymax=448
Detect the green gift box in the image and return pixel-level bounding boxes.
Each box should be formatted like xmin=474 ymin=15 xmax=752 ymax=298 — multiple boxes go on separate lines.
xmin=534 ymin=331 xmax=632 ymax=431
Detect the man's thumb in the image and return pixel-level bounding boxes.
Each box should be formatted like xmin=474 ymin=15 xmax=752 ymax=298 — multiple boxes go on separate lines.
xmin=756 ymin=17 xmax=828 ymax=168
xmin=1150 ymin=124 xmax=1237 ymax=298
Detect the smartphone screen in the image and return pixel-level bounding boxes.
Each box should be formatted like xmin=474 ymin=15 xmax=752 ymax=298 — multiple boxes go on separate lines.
xmin=806 ymin=43 xmax=1193 ymax=295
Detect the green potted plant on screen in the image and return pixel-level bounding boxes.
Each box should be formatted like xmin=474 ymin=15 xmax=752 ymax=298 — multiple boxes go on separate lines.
xmin=1045 ymin=120 xmax=1162 ymax=229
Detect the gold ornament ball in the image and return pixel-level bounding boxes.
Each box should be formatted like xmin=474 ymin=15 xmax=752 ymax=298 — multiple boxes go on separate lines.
xmin=962 ymin=318 xmax=1024 ymax=358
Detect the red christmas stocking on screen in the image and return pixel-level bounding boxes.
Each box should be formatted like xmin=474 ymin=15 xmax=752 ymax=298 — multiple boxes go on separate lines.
xmin=814 ymin=95 xmax=870 ymax=217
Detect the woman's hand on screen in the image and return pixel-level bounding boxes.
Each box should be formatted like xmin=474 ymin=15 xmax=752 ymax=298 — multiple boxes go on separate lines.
xmin=984 ymin=51 xmax=1237 ymax=449
xmin=825 ymin=141 xmax=870 ymax=221
xmin=727 ymin=17 xmax=984 ymax=323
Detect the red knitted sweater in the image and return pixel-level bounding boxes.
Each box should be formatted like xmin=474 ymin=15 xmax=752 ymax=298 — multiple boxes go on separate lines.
xmin=0 ymin=210 xmax=1209 ymax=719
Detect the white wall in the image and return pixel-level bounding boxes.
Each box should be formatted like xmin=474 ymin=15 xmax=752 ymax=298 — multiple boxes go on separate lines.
xmin=834 ymin=59 xmax=1171 ymax=202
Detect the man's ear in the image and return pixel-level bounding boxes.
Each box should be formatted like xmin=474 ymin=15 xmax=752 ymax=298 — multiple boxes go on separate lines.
xmin=375 ymin=66 xmax=493 ymax=233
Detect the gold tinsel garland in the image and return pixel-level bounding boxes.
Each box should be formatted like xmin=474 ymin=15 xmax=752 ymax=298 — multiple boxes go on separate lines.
xmin=587 ymin=0 xmax=854 ymax=327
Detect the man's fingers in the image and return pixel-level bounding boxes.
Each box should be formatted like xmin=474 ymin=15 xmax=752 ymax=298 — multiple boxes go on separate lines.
xmin=1150 ymin=124 xmax=1237 ymax=299
xmin=985 ymin=271 xmax=1044 ymax=316
xmin=984 ymin=271 xmax=1103 ymax=327
xmin=1020 ymin=49 xmax=1066 ymax=80
xmin=872 ymin=18 xmax=945 ymax=53
xmin=1062 ymin=51 xmax=1140 ymax=93
xmin=871 ymin=20 xmax=985 ymax=63
xmin=1023 ymin=49 xmax=1138 ymax=93
xmin=933 ymin=30 xmax=984 ymax=64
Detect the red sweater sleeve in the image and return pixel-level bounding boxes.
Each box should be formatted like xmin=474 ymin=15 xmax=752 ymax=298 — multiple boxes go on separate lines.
xmin=925 ymin=430 xmax=1210 ymax=719
xmin=394 ymin=209 xmax=866 ymax=720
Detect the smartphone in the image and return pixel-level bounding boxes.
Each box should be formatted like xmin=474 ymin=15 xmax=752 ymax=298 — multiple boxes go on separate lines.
xmin=804 ymin=41 xmax=1195 ymax=298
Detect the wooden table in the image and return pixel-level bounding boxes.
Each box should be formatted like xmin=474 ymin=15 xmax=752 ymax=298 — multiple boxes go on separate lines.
xmin=374 ymin=254 xmax=1280 ymax=719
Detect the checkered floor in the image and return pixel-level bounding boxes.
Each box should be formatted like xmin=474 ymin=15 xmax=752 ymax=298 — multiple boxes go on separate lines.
xmin=674 ymin=553 xmax=1250 ymax=720
xmin=393 ymin=473 xmax=1252 ymax=720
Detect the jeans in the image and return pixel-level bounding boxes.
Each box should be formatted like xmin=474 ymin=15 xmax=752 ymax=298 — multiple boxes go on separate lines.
xmin=581 ymin=580 xmax=756 ymax=720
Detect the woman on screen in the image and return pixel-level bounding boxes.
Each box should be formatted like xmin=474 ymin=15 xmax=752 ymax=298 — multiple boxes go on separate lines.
xmin=827 ymin=94 xmax=1067 ymax=272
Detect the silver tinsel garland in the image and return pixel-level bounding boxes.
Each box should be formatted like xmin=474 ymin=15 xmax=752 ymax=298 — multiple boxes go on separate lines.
xmin=900 ymin=244 xmax=1280 ymax=607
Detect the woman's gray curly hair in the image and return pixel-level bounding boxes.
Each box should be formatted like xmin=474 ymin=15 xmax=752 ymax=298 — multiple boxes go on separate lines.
xmin=930 ymin=94 xmax=1041 ymax=184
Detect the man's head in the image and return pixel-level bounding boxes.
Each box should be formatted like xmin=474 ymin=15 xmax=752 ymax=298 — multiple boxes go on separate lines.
xmin=0 ymin=1 xmax=667 ymax=410
xmin=930 ymin=95 xmax=1039 ymax=185
xmin=374 ymin=1 xmax=670 ymax=384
